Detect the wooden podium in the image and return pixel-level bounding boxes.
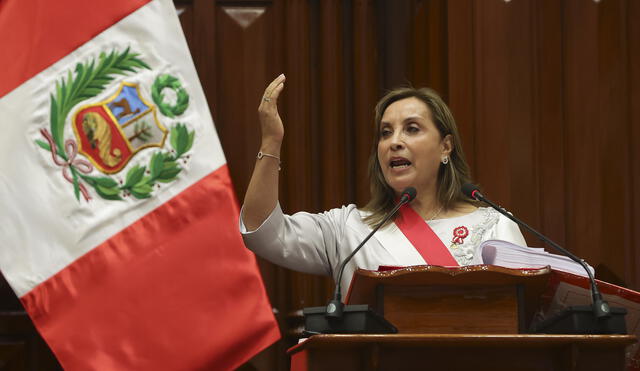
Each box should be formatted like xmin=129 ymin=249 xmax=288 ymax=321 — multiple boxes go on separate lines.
xmin=288 ymin=266 xmax=637 ymax=371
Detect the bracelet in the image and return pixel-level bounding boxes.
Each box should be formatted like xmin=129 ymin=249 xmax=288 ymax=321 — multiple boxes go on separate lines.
xmin=257 ymin=151 xmax=281 ymax=171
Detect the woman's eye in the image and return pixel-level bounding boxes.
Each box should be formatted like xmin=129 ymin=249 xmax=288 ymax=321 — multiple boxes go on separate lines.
xmin=380 ymin=129 xmax=392 ymax=137
xmin=406 ymin=125 xmax=419 ymax=133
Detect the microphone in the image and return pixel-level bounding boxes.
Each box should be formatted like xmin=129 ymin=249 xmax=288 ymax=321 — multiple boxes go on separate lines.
xmin=302 ymin=187 xmax=416 ymax=334
xmin=326 ymin=187 xmax=416 ymax=319
xmin=462 ymin=183 xmax=626 ymax=334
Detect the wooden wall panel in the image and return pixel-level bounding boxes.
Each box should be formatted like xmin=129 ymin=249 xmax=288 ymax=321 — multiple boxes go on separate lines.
xmin=1 ymin=1 xmax=638 ymax=371
xmin=378 ymin=0 xmax=411 ymax=88
xmin=472 ymin=1 xmax=513 ymax=205
xmin=628 ymin=0 xmax=640 ymax=291
xmin=180 ymin=2 xmax=640 ymax=370
xmin=504 ymin=0 xmax=539 ymax=234
xmin=563 ymin=1 xmax=610 ymax=266
xmin=447 ymin=0 xmax=477 ymax=174
xmin=535 ymin=0 xmax=567 ymax=250
xmin=215 ymin=4 xmax=271 ymax=198
xmin=318 ymin=0 xmax=349 ymax=209
xmin=352 ymin=0 xmax=378 ymax=206
xmin=190 ymin=0 xmax=217 ymax=122
xmin=467 ymin=0 xmax=542 ymax=238
xmin=282 ymin=0 xmax=313 ymax=215
xmin=564 ymin=0 xmax=602 ymax=260
xmin=280 ymin=0 xmax=328 ymax=314
xmin=594 ymin=0 xmax=631 ymax=281
xmin=444 ymin=0 xmax=639 ymax=289
xmin=411 ymin=0 xmax=448 ymax=97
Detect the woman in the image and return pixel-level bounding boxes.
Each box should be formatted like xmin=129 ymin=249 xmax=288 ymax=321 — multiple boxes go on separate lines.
xmin=240 ymin=74 xmax=525 ymax=297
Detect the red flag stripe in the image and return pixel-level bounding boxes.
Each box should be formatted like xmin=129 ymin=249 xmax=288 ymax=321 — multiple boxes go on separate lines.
xmin=0 ymin=0 xmax=151 ymax=98
xmin=20 ymin=166 xmax=280 ymax=370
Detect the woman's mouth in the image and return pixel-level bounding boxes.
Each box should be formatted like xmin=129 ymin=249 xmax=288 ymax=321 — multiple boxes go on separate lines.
xmin=389 ymin=158 xmax=412 ymax=169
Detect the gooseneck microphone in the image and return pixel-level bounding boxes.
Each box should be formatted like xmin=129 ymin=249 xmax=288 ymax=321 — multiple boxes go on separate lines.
xmin=302 ymin=187 xmax=416 ymax=334
xmin=325 ymin=187 xmax=417 ymax=320
xmin=461 ymin=183 xmax=615 ymax=325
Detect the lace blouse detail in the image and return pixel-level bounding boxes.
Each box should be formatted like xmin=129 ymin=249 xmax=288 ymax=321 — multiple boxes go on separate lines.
xmin=427 ymin=207 xmax=500 ymax=266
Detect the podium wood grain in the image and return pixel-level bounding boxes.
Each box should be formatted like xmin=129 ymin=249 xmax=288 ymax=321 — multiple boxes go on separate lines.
xmin=288 ymin=334 xmax=636 ymax=371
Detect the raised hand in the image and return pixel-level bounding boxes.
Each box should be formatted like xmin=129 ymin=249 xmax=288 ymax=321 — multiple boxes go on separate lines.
xmin=242 ymin=74 xmax=286 ymax=230
xmin=258 ymin=74 xmax=286 ymax=143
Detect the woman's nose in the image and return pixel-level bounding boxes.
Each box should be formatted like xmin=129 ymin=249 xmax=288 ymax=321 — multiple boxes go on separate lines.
xmin=390 ymin=132 xmax=404 ymax=150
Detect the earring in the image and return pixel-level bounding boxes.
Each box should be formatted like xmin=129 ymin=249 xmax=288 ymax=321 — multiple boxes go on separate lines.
xmin=442 ymin=156 xmax=449 ymax=165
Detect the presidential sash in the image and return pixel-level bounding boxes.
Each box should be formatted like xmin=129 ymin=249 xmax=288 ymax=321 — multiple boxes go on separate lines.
xmin=395 ymin=204 xmax=459 ymax=266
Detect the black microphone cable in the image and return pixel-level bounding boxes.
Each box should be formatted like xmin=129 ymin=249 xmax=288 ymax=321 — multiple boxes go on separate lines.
xmin=461 ymin=183 xmax=611 ymax=319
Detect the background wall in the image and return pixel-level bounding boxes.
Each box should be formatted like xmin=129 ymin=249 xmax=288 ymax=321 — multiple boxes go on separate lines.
xmin=175 ymin=0 xmax=640 ymax=369
xmin=1 ymin=0 xmax=638 ymax=370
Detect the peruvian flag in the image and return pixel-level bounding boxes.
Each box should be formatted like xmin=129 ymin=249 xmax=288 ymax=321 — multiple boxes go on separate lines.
xmin=0 ymin=0 xmax=280 ymax=369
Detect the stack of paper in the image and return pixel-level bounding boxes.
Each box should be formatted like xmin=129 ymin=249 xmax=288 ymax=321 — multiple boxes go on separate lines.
xmin=478 ymin=239 xmax=594 ymax=277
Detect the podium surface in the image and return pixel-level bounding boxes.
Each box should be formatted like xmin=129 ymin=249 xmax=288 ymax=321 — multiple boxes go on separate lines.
xmin=345 ymin=265 xmax=550 ymax=334
xmin=289 ymin=334 xmax=636 ymax=371
xmin=296 ymin=266 xmax=639 ymax=370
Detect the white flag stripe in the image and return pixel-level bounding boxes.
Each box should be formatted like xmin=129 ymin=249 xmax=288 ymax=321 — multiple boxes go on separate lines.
xmin=0 ymin=0 xmax=226 ymax=297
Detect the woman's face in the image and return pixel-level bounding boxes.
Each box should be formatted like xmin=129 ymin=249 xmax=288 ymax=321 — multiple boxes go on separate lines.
xmin=377 ymin=97 xmax=451 ymax=197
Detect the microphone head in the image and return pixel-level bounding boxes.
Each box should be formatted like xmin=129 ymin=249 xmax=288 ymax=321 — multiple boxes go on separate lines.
xmin=461 ymin=183 xmax=481 ymax=200
xmin=400 ymin=187 xmax=417 ymax=202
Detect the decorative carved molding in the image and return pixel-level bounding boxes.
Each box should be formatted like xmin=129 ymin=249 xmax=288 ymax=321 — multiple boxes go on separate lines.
xmin=221 ymin=6 xmax=266 ymax=29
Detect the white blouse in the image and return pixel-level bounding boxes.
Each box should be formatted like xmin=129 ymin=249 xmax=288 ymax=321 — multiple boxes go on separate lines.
xmin=240 ymin=203 xmax=526 ymax=298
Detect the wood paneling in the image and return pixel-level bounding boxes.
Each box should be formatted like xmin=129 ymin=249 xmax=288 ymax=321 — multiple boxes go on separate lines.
xmin=0 ymin=298 xmax=62 ymax=370
xmin=291 ymin=334 xmax=635 ymax=371
xmin=378 ymin=0 xmax=411 ymax=88
xmin=186 ymin=0 xmax=640 ymax=369
xmin=473 ymin=1 xmax=512 ymax=204
xmin=215 ymin=4 xmax=271 ymax=198
xmin=593 ymin=0 xmax=630 ymax=280
xmin=535 ymin=0 xmax=566 ymax=251
xmin=446 ymin=0 xmax=476 ymax=173
xmin=383 ymin=285 xmax=520 ymax=334
xmin=352 ymin=0 xmax=378 ymax=206
xmin=564 ymin=0 xmax=602 ymax=261
xmin=628 ymin=0 xmax=640 ymax=290
xmin=559 ymin=0 xmax=636 ymax=282
xmin=2 ymin=1 xmax=639 ymax=370
xmin=318 ymin=0 xmax=348 ymax=209
xmin=411 ymin=0 xmax=448 ymax=97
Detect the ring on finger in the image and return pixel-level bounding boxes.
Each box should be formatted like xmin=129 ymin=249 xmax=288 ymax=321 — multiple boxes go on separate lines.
xmin=263 ymin=96 xmax=271 ymax=102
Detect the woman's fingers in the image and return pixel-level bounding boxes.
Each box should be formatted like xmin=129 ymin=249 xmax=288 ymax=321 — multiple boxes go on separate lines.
xmin=270 ymin=79 xmax=285 ymax=102
xmin=264 ymin=74 xmax=286 ymax=98
xmin=258 ymin=74 xmax=286 ymax=141
xmin=261 ymin=74 xmax=286 ymax=106
xmin=259 ymin=74 xmax=285 ymax=114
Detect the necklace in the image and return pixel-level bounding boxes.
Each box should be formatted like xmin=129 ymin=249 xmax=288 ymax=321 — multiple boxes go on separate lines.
xmin=426 ymin=206 xmax=443 ymax=222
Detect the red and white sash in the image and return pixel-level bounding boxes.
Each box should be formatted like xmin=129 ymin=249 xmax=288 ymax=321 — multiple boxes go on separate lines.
xmin=395 ymin=204 xmax=459 ymax=266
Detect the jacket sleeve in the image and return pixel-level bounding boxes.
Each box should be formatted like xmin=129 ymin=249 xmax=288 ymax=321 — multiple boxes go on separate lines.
xmin=239 ymin=202 xmax=351 ymax=277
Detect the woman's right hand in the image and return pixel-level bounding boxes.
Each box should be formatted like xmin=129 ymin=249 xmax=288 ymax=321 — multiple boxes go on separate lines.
xmin=258 ymin=74 xmax=286 ymax=143
xmin=242 ymin=74 xmax=286 ymax=231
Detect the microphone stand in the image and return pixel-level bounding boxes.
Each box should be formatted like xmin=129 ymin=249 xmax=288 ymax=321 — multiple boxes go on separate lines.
xmin=466 ymin=185 xmax=626 ymax=334
xmin=302 ymin=189 xmax=416 ymax=335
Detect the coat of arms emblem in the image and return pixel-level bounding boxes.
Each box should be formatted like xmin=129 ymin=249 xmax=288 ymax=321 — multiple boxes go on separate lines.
xmin=35 ymin=48 xmax=194 ymax=202
xmin=73 ymin=82 xmax=168 ymax=174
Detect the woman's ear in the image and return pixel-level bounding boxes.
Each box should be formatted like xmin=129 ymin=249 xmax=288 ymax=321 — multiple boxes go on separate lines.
xmin=441 ymin=134 xmax=453 ymax=156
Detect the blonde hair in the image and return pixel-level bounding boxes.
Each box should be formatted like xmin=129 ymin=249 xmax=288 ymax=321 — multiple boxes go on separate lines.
xmin=361 ymin=87 xmax=477 ymax=227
